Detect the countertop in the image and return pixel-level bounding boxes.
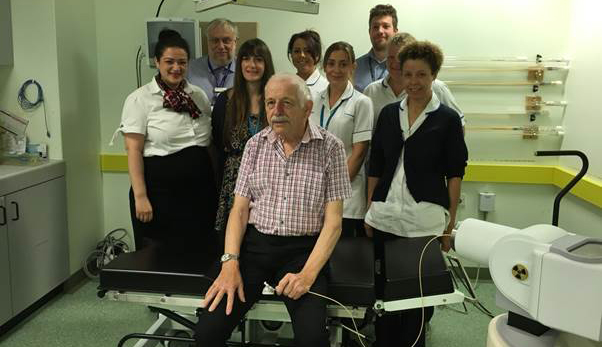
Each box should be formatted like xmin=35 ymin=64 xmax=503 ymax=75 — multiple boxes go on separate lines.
xmin=0 ymin=160 xmax=66 ymax=196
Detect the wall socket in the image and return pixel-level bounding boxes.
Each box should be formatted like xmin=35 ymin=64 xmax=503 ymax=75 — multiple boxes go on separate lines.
xmin=479 ymin=192 xmax=496 ymax=212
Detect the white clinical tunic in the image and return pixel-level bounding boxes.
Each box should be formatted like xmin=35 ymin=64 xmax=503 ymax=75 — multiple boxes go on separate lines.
xmin=305 ymin=68 xmax=329 ymax=100
xmin=111 ymin=78 xmax=212 ymax=157
xmin=310 ymin=81 xmax=374 ymax=219
xmin=363 ymin=77 xmax=465 ymax=126
xmin=365 ymin=92 xmax=449 ymax=237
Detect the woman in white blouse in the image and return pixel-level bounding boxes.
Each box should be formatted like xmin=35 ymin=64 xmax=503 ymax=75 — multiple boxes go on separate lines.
xmin=310 ymin=41 xmax=374 ymax=237
xmin=287 ymin=30 xmax=329 ymax=99
xmin=116 ymin=30 xmax=216 ymax=251
xmin=363 ymin=32 xmax=464 ymax=126
xmin=365 ymin=40 xmax=468 ymax=347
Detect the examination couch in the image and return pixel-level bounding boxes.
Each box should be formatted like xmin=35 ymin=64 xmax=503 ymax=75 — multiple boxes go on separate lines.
xmin=98 ymin=236 xmax=464 ymax=346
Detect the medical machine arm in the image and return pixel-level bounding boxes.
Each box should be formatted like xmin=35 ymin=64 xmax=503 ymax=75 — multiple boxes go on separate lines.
xmin=453 ymin=218 xmax=602 ymax=341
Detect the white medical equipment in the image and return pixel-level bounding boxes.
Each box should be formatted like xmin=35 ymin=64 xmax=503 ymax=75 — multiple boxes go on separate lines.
xmin=145 ymin=18 xmax=200 ymax=67
xmin=454 ymin=150 xmax=602 ymax=346
xmin=455 ymin=218 xmax=602 ymax=345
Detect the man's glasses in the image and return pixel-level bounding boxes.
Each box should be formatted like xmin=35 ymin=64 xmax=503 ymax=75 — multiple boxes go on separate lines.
xmin=209 ymin=37 xmax=235 ymax=46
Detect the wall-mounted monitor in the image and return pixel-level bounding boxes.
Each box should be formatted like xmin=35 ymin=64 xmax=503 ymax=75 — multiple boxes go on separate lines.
xmin=145 ymin=18 xmax=200 ymax=67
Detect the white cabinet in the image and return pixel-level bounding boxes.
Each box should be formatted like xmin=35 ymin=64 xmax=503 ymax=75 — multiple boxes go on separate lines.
xmin=5 ymin=177 xmax=69 ymax=314
xmin=0 ymin=162 xmax=68 ymax=325
xmin=0 ymin=208 xmax=12 ymax=326
xmin=0 ymin=0 xmax=13 ymax=66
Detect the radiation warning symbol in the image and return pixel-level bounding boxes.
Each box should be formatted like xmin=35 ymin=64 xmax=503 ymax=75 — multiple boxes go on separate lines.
xmin=512 ymin=264 xmax=529 ymax=281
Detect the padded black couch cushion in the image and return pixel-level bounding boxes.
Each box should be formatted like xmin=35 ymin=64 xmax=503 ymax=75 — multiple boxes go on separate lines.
xmin=382 ymin=236 xmax=453 ymax=301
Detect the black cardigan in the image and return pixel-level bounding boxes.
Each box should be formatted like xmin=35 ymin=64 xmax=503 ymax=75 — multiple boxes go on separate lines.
xmin=368 ymin=101 xmax=468 ymax=209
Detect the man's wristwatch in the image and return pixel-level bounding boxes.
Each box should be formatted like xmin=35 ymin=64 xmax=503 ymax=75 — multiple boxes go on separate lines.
xmin=220 ymin=253 xmax=239 ymax=263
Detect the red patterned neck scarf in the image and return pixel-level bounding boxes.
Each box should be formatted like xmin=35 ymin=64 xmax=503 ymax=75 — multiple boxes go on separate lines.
xmin=155 ymin=75 xmax=201 ymax=119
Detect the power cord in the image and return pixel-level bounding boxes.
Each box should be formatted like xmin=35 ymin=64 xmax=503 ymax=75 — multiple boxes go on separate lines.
xmin=471 ymin=211 xmax=489 ymax=290
xmin=206 ymin=234 xmax=482 ymax=347
xmin=155 ymin=0 xmax=166 ymax=17
xmin=83 ymin=228 xmax=131 ymax=279
xmin=409 ymin=234 xmax=450 ymax=347
xmin=17 ymin=79 xmax=50 ymax=137
xmin=263 ymin=281 xmax=369 ymax=347
xmin=135 ymin=46 xmax=146 ymax=88
xmin=446 ymin=254 xmax=494 ymax=318
xmin=377 ymin=233 xmax=488 ymax=347
xmin=135 ymin=46 xmax=142 ymax=88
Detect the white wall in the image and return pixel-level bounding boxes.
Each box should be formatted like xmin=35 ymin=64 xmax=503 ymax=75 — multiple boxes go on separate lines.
xmin=0 ymin=0 xmax=105 ymax=274
xmin=459 ymin=182 xmax=602 ymax=238
xmin=562 ymin=0 xmax=602 ymax=179
xmin=96 ymin=0 xmax=595 ymax=236
xmin=55 ymin=0 xmax=105 ymax=274
xmin=0 ymin=0 xmax=63 ymax=158
xmin=98 ymin=0 xmax=573 ymax=154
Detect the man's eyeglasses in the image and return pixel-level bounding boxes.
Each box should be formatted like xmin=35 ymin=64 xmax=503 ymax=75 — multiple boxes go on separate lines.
xmin=209 ymin=37 xmax=235 ymax=46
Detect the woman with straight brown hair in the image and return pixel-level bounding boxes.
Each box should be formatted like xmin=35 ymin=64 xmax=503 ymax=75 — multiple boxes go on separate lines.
xmin=310 ymin=41 xmax=374 ymax=238
xmin=212 ymin=38 xmax=275 ymax=236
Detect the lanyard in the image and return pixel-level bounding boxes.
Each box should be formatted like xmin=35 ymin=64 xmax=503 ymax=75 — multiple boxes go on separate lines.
xmin=320 ymin=100 xmax=347 ymax=130
xmin=368 ymin=58 xmax=386 ymax=82
xmin=207 ymin=60 xmax=232 ymax=88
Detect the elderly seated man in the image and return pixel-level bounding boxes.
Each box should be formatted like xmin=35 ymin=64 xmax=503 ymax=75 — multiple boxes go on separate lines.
xmin=194 ymin=73 xmax=352 ymax=347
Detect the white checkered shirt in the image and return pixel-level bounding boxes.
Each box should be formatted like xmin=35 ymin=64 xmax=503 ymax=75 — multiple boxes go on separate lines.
xmin=234 ymin=122 xmax=352 ymax=236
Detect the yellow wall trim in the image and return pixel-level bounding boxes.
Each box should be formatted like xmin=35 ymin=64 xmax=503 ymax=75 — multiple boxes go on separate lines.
xmin=465 ymin=162 xmax=555 ymax=184
xmin=100 ymin=154 xmax=128 ymax=172
xmin=100 ymin=154 xmax=602 ymax=209
xmin=553 ymin=167 xmax=602 ymax=208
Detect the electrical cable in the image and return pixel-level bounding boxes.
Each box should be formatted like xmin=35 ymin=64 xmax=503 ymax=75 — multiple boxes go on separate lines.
xmin=83 ymin=228 xmax=131 ymax=279
xmin=17 ymin=79 xmax=50 ymax=137
xmin=447 ymin=257 xmax=475 ymax=298
xmin=135 ymin=46 xmax=142 ymax=88
xmin=17 ymin=79 xmax=43 ymax=109
xmin=446 ymin=254 xmax=495 ymax=318
xmin=137 ymin=47 xmax=146 ymax=88
xmin=443 ymin=262 xmax=469 ymax=315
xmin=155 ymin=0 xmax=166 ymax=17
xmin=409 ymin=234 xmax=447 ymax=347
xmin=307 ymin=290 xmax=368 ymax=347
xmin=472 ymin=211 xmax=488 ymax=290
xmin=204 ymin=233 xmax=494 ymax=346
xmin=410 ymin=234 xmax=493 ymax=347
xmin=262 ymin=281 xmax=368 ymax=347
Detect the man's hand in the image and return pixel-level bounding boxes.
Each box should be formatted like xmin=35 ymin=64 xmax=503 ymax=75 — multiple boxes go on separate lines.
xmin=276 ymin=271 xmax=315 ymax=300
xmin=201 ymin=262 xmax=245 ymax=315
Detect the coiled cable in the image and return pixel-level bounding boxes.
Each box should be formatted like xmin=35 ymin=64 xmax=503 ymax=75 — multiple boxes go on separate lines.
xmin=17 ymin=79 xmax=51 ymax=137
xmin=83 ymin=228 xmax=131 ymax=279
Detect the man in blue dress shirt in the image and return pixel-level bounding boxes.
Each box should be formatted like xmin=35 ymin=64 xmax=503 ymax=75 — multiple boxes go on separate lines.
xmin=187 ymin=18 xmax=238 ymax=104
xmin=354 ymin=5 xmax=398 ymax=92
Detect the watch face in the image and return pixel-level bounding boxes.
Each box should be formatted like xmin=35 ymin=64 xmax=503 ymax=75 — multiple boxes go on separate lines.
xmin=221 ymin=253 xmax=238 ymax=262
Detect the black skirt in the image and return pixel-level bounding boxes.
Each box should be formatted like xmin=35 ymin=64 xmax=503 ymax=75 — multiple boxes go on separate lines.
xmin=129 ymin=146 xmax=217 ymax=252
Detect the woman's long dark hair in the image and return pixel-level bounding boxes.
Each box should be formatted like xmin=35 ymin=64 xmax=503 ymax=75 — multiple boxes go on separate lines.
xmin=223 ymin=38 xmax=275 ymax=149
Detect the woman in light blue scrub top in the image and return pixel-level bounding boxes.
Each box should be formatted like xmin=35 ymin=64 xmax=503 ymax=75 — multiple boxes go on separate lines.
xmin=310 ymin=41 xmax=374 ymax=237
